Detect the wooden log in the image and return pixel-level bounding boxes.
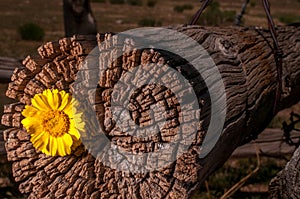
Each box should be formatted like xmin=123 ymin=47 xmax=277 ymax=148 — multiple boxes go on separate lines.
xmin=231 ymin=128 xmax=299 ymax=158
xmin=1 ymin=25 xmax=300 ymax=198
xmin=268 ymin=145 xmax=300 ymax=198
xmin=0 ymin=130 xmax=6 ymax=156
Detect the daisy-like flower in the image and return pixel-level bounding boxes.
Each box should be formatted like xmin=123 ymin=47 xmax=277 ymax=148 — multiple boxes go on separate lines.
xmin=21 ymin=89 xmax=84 ymax=156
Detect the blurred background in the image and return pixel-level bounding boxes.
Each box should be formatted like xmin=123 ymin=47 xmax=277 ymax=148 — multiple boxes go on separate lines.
xmin=0 ymin=0 xmax=300 ymax=58
xmin=0 ymin=0 xmax=300 ymax=198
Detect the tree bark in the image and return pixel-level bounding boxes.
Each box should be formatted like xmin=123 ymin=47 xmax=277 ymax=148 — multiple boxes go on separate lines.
xmin=1 ymin=25 xmax=300 ymax=198
xmin=268 ymin=146 xmax=300 ymax=198
xmin=63 ymin=0 xmax=97 ymax=37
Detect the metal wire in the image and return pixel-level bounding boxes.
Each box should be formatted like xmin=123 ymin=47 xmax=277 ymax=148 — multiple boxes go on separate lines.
xmin=190 ymin=0 xmax=211 ymax=25
xmin=283 ymin=112 xmax=300 ymax=147
xmin=262 ymin=0 xmax=283 ymax=114
xmin=190 ymin=0 xmax=283 ymax=114
xmin=235 ymin=0 xmax=250 ymax=26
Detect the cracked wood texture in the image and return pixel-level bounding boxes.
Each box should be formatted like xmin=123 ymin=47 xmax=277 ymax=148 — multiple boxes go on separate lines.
xmin=268 ymin=145 xmax=300 ymax=199
xmin=1 ymin=25 xmax=300 ymax=198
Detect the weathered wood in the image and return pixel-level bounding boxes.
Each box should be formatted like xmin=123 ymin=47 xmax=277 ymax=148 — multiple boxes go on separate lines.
xmin=1 ymin=26 xmax=300 ymax=198
xmin=0 ymin=130 xmax=6 ymax=156
xmin=268 ymin=145 xmax=300 ymax=198
xmin=63 ymin=0 xmax=97 ymax=37
xmin=232 ymin=128 xmax=299 ymax=158
xmin=11 ymin=126 xmax=292 ymax=160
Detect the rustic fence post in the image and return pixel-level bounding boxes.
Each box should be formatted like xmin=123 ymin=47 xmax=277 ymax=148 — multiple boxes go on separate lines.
xmin=63 ymin=0 xmax=97 ymax=37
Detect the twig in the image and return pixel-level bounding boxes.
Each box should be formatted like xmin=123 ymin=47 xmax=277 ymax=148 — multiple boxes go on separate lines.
xmin=205 ymin=180 xmax=211 ymax=199
xmin=262 ymin=0 xmax=283 ymax=114
xmin=220 ymin=145 xmax=261 ymax=199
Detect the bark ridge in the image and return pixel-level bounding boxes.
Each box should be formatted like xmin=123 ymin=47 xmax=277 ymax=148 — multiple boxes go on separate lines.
xmin=1 ymin=26 xmax=300 ymax=198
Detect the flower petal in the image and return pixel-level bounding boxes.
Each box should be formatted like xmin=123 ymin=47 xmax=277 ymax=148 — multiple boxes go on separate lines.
xmin=22 ymin=117 xmax=42 ymax=134
xmin=21 ymin=117 xmax=33 ymax=128
xmin=31 ymin=131 xmax=46 ymax=144
xmin=69 ymin=128 xmax=80 ymax=140
xmin=63 ymin=103 xmax=74 ymax=117
xmin=49 ymin=136 xmax=58 ymax=156
xmin=69 ymin=120 xmax=81 ymax=139
xmin=31 ymin=131 xmax=49 ymax=152
xmin=62 ymin=134 xmax=73 ymax=155
xmin=32 ymin=94 xmax=51 ymax=110
xmin=22 ymin=89 xmax=85 ymax=157
xmin=73 ymin=112 xmax=83 ymax=120
xmin=22 ymin=105 xmax=39 ymax=118
xmin=42 ymin=89 xmax=51 ymax=96
xmin=58 ymin=91 xmax=71 ymax=111
xmin=57 ymin=137 xmax=67 ymax=156
xmin=47 ymin=89 xmax=60 ymax=110
xmin=76 ymin=122 xmax=85 ymax=132
xmin=64 ymin=98 xmax=79 ymax=116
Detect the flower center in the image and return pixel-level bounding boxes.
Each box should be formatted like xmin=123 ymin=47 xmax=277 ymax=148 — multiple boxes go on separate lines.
xmin=42 ymin=110 xmax=70 ymax=137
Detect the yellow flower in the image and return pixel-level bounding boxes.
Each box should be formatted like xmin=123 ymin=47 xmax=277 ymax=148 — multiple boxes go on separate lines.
xmin=21 ymin=89 xmax=84 ymax=156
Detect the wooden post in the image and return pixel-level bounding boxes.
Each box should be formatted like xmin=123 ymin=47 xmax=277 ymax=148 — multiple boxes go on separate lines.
xmin=63 ymin=0 xmax=97 ymax=37
xmin=1 ymin=26 xmax=300 ymax=198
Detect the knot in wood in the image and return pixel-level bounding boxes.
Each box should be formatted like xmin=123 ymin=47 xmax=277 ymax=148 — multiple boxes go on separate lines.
xmin=216 ymin=38 xmax=238 ymax=59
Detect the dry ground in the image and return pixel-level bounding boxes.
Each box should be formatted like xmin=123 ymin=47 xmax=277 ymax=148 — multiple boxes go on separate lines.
xmin=0 ymin=0 xmax=299 ymax=58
